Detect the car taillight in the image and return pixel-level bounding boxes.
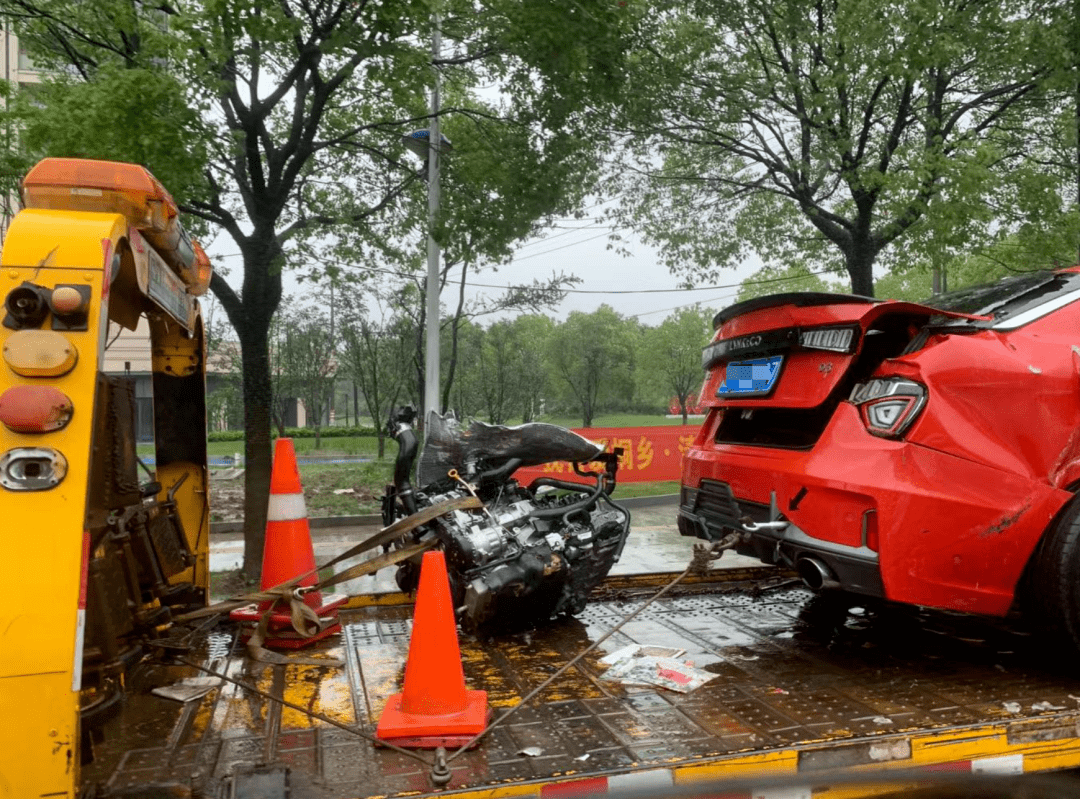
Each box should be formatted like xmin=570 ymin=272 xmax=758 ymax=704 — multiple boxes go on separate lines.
xmin=799 ymin=326 xmax=857 ymax=353
xmin=849 ymin=378 xmax=927 ymax=438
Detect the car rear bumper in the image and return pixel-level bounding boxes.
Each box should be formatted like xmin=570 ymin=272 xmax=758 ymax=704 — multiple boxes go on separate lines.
xmin=680 ymin=403 xmax=1071 ymax=616
xmin=678 ymin=487 xmax=885 ymax=598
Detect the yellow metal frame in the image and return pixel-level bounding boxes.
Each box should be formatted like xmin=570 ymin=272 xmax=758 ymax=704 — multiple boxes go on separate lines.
xmin=0 ymin=205 xmax=209 ymax=797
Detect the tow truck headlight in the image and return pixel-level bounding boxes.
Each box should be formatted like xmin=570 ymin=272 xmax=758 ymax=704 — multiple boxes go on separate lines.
xmin=849 ymin=378 xmax=927 ymax=438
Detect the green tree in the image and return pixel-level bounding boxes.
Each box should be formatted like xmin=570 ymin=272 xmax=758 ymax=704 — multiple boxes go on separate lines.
xmin=443 ymin=318 xmax=485 ymax=419
xmin=2 ymin=0 xmax=637 ymax=577
xmin=470 ymin=315 xmax=555 ymax=425
xmin=509 ymin=314 xmax=555 ymax=423
xmin=612 ymin=0 xmax=1052 ymax=297
xmin=339 ymin=299 xmax=411 ymax=458
xmin=548 ymin=305 xmax=636 ymax=427
xmin=277 ymin=306 xmax=337 ymax=449
xmin=640 ymin=307 xmax=713 ymax=423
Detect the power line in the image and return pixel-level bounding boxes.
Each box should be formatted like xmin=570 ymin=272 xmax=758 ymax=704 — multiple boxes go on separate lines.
xmin=209 ymin=248 xmax=839 ymax=296
xmin=508 ymin=230 xmax=615 ymax=262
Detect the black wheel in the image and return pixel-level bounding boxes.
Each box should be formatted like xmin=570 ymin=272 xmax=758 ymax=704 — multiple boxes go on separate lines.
xmin=1022 ymin=495 xmax=1080 ymax=648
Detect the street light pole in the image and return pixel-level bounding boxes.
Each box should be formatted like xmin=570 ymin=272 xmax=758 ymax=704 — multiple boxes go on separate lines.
xmin=424 ymin=17 xmax=442 ymax=426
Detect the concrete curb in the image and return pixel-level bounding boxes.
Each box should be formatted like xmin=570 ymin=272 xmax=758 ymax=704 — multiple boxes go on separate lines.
xmin=208 ymin=493 xmax=678 ymax=535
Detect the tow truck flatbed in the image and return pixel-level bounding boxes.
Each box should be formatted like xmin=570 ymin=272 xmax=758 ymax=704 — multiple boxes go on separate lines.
xmin=83 ymin=567 xmax=1080 ymax=798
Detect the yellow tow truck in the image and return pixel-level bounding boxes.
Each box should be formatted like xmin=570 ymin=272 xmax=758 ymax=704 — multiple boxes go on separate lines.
xmin=0 ymin=157 xmax=211 ymax=797
xmin=5 ymin=159 xmax=1080 ymax=799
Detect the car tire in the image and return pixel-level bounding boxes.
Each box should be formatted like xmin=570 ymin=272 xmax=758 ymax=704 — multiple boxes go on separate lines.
xmin=1024 ymin=496 xmax=1080 ymax=647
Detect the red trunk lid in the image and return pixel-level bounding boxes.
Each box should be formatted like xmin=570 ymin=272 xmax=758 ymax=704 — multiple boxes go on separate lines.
xmin=700 ymin=293 xmax=984 ymax=409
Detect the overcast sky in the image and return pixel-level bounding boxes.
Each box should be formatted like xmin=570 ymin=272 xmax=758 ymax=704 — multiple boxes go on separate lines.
xmin=203 ymin=200 xmax=770 ymax=329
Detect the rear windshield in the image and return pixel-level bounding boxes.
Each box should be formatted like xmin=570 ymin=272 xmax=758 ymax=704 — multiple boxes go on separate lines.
xmin=922 ymin=270 xmax=1080 ymax=324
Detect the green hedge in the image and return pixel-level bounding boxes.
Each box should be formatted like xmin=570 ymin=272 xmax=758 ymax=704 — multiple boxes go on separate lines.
xmin=208 ymin=425 xmax=378 ymax=442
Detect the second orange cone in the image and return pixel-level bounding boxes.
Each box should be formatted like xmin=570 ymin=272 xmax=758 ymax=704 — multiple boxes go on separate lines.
xmin=230 ymin=438 xmax=346 ymax=648
xmin=376 ymin=550 xmax=489 ymax=747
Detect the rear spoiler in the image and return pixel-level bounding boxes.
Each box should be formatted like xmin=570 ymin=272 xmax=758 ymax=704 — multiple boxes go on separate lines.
xmin=713 ymin=293 xmax=990 ymax=330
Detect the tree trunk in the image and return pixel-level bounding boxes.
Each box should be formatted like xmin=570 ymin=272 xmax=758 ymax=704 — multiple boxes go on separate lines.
xmin=238 ymin=322 xmax=273 ymax=581
xmin=845 ymin=237 xmax=877 ymax=297
xmin=214 ymin=238 xmax=283 ymax=583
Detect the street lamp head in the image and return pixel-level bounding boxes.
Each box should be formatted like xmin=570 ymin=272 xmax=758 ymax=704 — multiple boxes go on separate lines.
xmin=403 ymin=129 xmax=453 ymax=159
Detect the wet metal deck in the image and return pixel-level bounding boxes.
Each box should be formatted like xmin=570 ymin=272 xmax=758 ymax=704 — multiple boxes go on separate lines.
xmin=84 ymin=572 xmax=1080 ymax=797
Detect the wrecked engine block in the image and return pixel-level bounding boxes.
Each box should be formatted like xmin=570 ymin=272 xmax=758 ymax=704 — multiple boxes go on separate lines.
xmin=382 ymin=408 xmax=631 ymax=631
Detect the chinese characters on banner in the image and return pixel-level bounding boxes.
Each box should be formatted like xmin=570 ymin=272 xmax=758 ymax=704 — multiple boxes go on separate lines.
xmin=514 ymin=425 xmax=701 ymax=485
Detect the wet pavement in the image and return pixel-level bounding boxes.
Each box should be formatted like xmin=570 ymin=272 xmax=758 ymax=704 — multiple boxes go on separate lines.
xmin=208 ymin=497 xmax=769 ymax=595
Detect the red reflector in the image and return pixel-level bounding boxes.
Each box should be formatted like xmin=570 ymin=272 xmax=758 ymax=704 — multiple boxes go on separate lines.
xmin=863 ymin=509 xmax=879 ymax=552
xmin=0 ymin=385 xmax=74 ymax=432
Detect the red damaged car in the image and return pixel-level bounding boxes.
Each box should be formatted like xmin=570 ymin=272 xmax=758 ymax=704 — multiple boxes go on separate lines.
xmin=678 ymin=267 xmax=1080 ymax=638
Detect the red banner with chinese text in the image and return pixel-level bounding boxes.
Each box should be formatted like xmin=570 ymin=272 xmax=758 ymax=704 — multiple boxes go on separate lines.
xmin=513 ymin=425 xmax=702 ymax=484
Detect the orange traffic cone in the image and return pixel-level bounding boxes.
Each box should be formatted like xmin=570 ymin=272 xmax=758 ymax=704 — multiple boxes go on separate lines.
xmin=229 ymin=438 xmax=347 ymax=648
xmin=375 ymin=550 xmax=489 ymax=747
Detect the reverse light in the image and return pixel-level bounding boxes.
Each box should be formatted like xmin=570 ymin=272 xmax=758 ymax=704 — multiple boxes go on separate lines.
xmin=799 ymin=326 xmax=857 ymax=353
xmin=0 ymin=385 xmax=73 ymax=433
xmin=0 ymin=446 xmax=68 ymax=490
xmin=849 ymin=378 xmax=927 ymax=438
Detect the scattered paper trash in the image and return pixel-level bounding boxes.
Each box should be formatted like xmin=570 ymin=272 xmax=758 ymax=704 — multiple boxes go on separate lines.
xmin=333 ymin=488 xmax=354 ymax=495
xmin=600 ymin=644 xmax=685 ymax=665
xmin=873 ymin=716 xmax=893 ymax=725
xmin=575 ymin=754 xmax=591 ymax=762
xmin=1002 ymin=702 xmax=1022 ymax=714
xmin=1032 ymin=701 xmax=1066 ymax=711
xmin=518 ymin=747 xmax=543 ymax=757
xmin=152 ymin=677 xmax=222 ymax=703
xmin=599 ymin=645 xmax=716 ymax=694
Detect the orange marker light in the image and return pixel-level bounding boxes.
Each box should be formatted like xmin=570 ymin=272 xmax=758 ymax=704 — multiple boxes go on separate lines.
xmin=0 ymin=385 xmax=74 ymax=433
xmin=2 ymin=330 xmax=78 ymax=377
xmin=190 ymin=241 xmax=213 ymax=297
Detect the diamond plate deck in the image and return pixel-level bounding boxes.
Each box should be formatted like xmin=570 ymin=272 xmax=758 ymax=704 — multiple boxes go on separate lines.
xmin=81 ymin=574 xmax=1080 ymax=797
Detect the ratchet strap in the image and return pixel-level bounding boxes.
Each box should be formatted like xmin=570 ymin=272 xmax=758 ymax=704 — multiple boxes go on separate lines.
xmin=173 ymin=495 xmax=482 ymax=636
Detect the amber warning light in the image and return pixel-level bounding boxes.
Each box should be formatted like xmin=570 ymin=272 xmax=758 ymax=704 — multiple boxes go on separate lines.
xmin=21 ymin=158 xmax=212 ymax=296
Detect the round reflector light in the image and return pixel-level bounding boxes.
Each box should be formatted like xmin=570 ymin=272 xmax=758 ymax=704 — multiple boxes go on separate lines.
xmin=0 ymin=385 xmax=74 ymax=433
xmin=50 ymin=286 xmax=88 ymax=314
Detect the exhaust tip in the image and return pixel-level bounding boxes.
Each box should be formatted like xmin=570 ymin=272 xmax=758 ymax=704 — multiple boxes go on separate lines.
xmin=797 ymin=557 xmax=840 ymax=591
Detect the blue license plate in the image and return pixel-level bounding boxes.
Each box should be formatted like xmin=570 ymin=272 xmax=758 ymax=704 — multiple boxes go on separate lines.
xmin=717 ymin=355 xmax=784 ymax=396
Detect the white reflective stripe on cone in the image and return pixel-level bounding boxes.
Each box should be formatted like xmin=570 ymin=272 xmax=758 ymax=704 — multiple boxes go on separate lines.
xmin=268 ymin=492 xmax=308 ymax=522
